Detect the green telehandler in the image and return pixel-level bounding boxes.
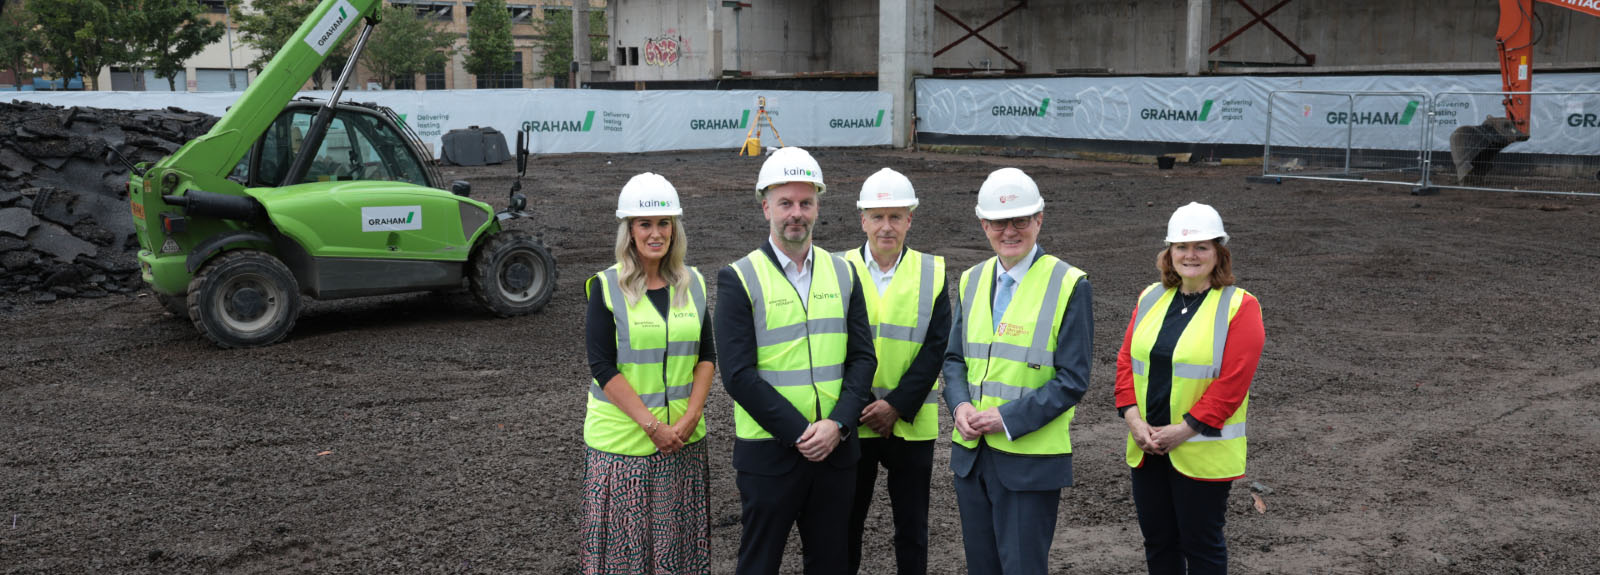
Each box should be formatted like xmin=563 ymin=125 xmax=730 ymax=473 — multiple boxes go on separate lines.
xmin=126 ymin=0 xmax=557 ymax=348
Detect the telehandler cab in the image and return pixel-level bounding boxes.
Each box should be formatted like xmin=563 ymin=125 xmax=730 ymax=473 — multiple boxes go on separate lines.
xmin=127 ymin=0 xmax=556 ymax=348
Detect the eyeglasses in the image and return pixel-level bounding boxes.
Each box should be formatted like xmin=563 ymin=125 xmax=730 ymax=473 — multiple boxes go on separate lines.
xmin=982 ymin=216 xmax=1036 ymax=231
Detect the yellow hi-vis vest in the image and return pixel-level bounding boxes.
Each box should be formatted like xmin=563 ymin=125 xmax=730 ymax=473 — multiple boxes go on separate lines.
xmin=583 ymin=265 xmax=708 ymax=456
xmin=953 ymin=254 xmax=1086 ymax=454
xmin=1124 ymin=283 xmax=1251 ymax=479
xmin=729 ymin=246 xmax=854 ymax=440
xmin=845 ymin=248 xmax=945 ymax=441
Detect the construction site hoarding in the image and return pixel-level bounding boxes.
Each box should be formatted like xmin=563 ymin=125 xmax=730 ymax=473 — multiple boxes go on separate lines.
xmin=916 ymin=73 xmax=1600 ymax=156
xmin=3 ymin=89 xmax=892 ymax=157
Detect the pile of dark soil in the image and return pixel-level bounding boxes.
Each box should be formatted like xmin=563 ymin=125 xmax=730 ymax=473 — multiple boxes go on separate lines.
xmin=0 ymin=101 xmax=218 ymax=307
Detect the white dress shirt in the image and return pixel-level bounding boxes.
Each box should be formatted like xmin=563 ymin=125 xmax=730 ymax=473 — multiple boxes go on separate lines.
xmin=862 ymin=244 xmax=904 ymax=296
xmin=769 ymin=237 xmax=812 ymax=304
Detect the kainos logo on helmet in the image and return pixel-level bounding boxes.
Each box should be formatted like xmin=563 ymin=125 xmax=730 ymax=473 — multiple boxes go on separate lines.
xmin=362 ymin=205 xmax=423 ymax=232
xmin=306 ymin=0 xmax=358 ymax=56
xmin=638 ymin=199 xmax=674 ymax=209
xmin=1326 ymin=101 xmax=1419 ymax=126
xmin=523 ymin=111 xmax=597 ymax=132
xmin=992 ymin=98 xmax=1051 ymax=117
xmin=783 ymin=167 xmax=815 ymax=177
xmin=690 ymin=110 xmax=751 ymax=130
xmin=1569 ymin=113 xmax=1600 ymax=128
xmin=830 ymin=110 xmax=885 ymax=129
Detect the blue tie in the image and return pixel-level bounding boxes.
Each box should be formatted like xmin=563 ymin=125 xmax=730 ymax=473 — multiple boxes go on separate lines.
xmin=993 ymin=273 xmax=1016 ymax=332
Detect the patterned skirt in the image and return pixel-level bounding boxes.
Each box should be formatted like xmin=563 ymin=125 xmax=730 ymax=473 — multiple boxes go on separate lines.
xmin=579 ymin=441 xmax=711 ymax=575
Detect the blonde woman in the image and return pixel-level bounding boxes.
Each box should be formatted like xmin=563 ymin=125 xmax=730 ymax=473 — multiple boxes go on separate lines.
xmin=581 ymin=173 xmax=715 ymax=574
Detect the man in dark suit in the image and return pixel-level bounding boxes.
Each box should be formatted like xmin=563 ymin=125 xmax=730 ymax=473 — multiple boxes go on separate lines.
xmin=942 ymin=167 xmax=1093 ymax=575
xmin=716 ymin=147 xmax=876 ymax=575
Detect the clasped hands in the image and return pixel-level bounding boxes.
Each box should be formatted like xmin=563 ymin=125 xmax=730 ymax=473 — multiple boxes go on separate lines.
xmin=953 ymin=403 xmax=1005 ymax=441
xmin=1123 ymin=410 xmax=1198 ymax=455
xmin=796 ymin=420 xmax=843 ymax=462
xmin=645 ymin=418 xmax=699 ymax=455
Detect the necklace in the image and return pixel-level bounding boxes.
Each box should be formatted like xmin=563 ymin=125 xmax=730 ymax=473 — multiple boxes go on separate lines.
xmin=1177 ymin=290 xmax=1207 ymax=315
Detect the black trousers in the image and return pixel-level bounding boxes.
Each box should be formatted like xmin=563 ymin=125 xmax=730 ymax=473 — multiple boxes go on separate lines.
xmin=1130 ymin=454 xmax=1234 ymax=575
xmin=735 ymin=460 xmax=856 ymax=575
xmin=846 ymin=437 xmax=933 ymax=575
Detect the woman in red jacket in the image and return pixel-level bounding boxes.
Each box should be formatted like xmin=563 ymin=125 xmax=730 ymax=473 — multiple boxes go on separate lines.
xmin=1115 ymin=202 xmax=1264 ymax=575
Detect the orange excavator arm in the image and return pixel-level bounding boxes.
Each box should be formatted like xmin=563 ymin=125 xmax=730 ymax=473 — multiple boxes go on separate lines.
xmin=1496 ymin=0 xmax=1600 ymax=135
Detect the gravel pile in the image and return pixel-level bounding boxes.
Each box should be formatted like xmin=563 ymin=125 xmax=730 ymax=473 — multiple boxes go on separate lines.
xmin=0 ymin=100 xmax=218 ymax=306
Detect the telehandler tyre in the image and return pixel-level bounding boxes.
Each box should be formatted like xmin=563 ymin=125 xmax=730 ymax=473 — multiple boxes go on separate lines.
xmin=187 ymin=250 xmax=302 ymax=348
xmin=469 ymin=230 xmax=557 ymax=317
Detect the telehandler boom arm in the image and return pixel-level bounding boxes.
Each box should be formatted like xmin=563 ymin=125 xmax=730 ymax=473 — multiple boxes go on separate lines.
xmin=158 ymin=0 xmax=384 ymax=180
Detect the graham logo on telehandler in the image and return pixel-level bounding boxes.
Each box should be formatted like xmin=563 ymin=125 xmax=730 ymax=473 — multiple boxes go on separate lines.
xmin=362 ymin=206 xmax=423 ymax=231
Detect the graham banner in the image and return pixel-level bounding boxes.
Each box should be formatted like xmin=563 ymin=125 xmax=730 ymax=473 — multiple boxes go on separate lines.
xmin=5 ymin=89 xmax=893 ymax=157
xmin=916 ymin=73 xmax=1600 ymax=155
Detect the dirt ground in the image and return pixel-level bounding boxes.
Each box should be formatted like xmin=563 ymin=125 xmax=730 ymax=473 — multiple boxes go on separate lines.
xmin=3 ymin=148 xmax=1599 ymax=574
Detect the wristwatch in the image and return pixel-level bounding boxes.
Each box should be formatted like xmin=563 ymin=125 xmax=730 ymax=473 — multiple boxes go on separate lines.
xmin=834 ymin=420 xmax=850 ymax=441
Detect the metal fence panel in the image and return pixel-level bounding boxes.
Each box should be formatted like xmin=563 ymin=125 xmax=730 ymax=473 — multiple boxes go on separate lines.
xmin=1425 ymin=91 xmax=1600 ymax=197
xmin=1263 ymin=90 xmax=1431 ymax=187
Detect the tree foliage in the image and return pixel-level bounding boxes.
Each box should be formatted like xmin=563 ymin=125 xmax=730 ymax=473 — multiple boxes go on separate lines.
xmin=362 ymin=3 xmax=455 ymax=89
xmin=533 ymin=8 xmax=606 ymax=82
xmin=0 ymin=6 xmax=37 ymax=90
xmin=125 ymin=0 xmax=227 ymax=91
xmin=234 ymin=0 xmax=351 ymax=89
xmin=463 ymin=0 xmax=513 ymax=77
xmin=27 ymin=0 xmax=127 ymax=90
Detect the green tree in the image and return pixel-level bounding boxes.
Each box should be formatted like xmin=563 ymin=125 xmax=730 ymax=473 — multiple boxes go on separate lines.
xmin=27 ymin=0 xmax=129 ymax=90
xmin=463 ymin=0 xmax=513 ymax=79
xmin=0 ymin=7 xmax=36 ymax=90
xmin=533 ymin=8 xmax=606 ymax=82
xmin=235 ymin=0 xmax=351 ymax=89
xmin=361 ymin=3 xmax=455 ymax=89
xmin=125 ymin=0 xmax=226 ymax=91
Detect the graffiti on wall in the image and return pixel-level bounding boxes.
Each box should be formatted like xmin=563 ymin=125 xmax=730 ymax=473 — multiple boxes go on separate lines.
xmin=644 ymin=35 xmax=680 ymax=67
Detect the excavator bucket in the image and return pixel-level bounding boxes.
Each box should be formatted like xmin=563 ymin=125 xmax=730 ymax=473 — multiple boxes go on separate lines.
xmin=1447 ymin=116 xmax=1526 ymax=185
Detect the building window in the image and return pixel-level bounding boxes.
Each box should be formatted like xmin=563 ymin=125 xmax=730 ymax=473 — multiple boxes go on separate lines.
xmin=198 ymin=0 xmax=228 ymax=14
xmin=476 ymin=50 xmax=523 ymax=89
xmin=426 ymin=59 xmax=447 ymax=90
xmin=616 ymin=47 xmax=627 ymax=66
xmin=393 ymin=74 xmax=416 ymax=90
xmin=629 ymin=47 xmax=639 ymax=66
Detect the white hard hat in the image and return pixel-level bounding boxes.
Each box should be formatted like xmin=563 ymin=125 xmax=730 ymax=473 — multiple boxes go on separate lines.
xmin=857 ymin=168 xmax=918 ymax=209
xmin=615 ymin=172 xmax=683 ymax=219
xmin=974 ymin=167 xmax=1043 ymax=219
xmin=1165 ymin=202 xmax=1228 ymax=244
xmin=756 ymin=147 xmax=826 ymax=196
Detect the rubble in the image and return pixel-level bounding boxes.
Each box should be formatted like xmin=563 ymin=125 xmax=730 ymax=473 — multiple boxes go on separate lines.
xmin=0 ymin=100 xmax=218 ymax=304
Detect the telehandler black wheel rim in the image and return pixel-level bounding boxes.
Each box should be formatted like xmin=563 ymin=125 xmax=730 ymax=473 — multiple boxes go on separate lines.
xmin=187 ymin=250 xmax=302 ymax=348
xmin=212 ymin=271 xmax=287 ymax=333
xmin=496 ymin=251 xmax=544 ymax=304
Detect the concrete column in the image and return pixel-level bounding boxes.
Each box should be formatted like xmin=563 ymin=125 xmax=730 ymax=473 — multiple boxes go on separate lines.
xmin=572 ymin=1 xmax=592 ymax=86
xmin=706 ymin=0 xmax=724 ymax=79
xmin=1185 ymin=0 xmax=1211 ymax=76
xmin=879 ymin=0 xmax=932 ymax=148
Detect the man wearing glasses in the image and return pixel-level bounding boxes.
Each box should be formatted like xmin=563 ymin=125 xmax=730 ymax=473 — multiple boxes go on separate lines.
xmin=941 ymin=167 xmax=1093 ymax=575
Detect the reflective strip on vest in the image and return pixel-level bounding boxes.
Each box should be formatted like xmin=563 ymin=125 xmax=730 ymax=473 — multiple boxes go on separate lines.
xmin=872 ymin=386 xmax=941 ymax=404
xmin=1125 ymin=283 xmax=1249 ymax=478
xmin=729 ymin=247 xmax=853 ymax=440
xmin=583 ymin=265 xmax=709 ymax=455
xmin=952 ymin=255 xmax=1085 ymax=455
xmin=959 ymin=262 xmax=1069 ymax=375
